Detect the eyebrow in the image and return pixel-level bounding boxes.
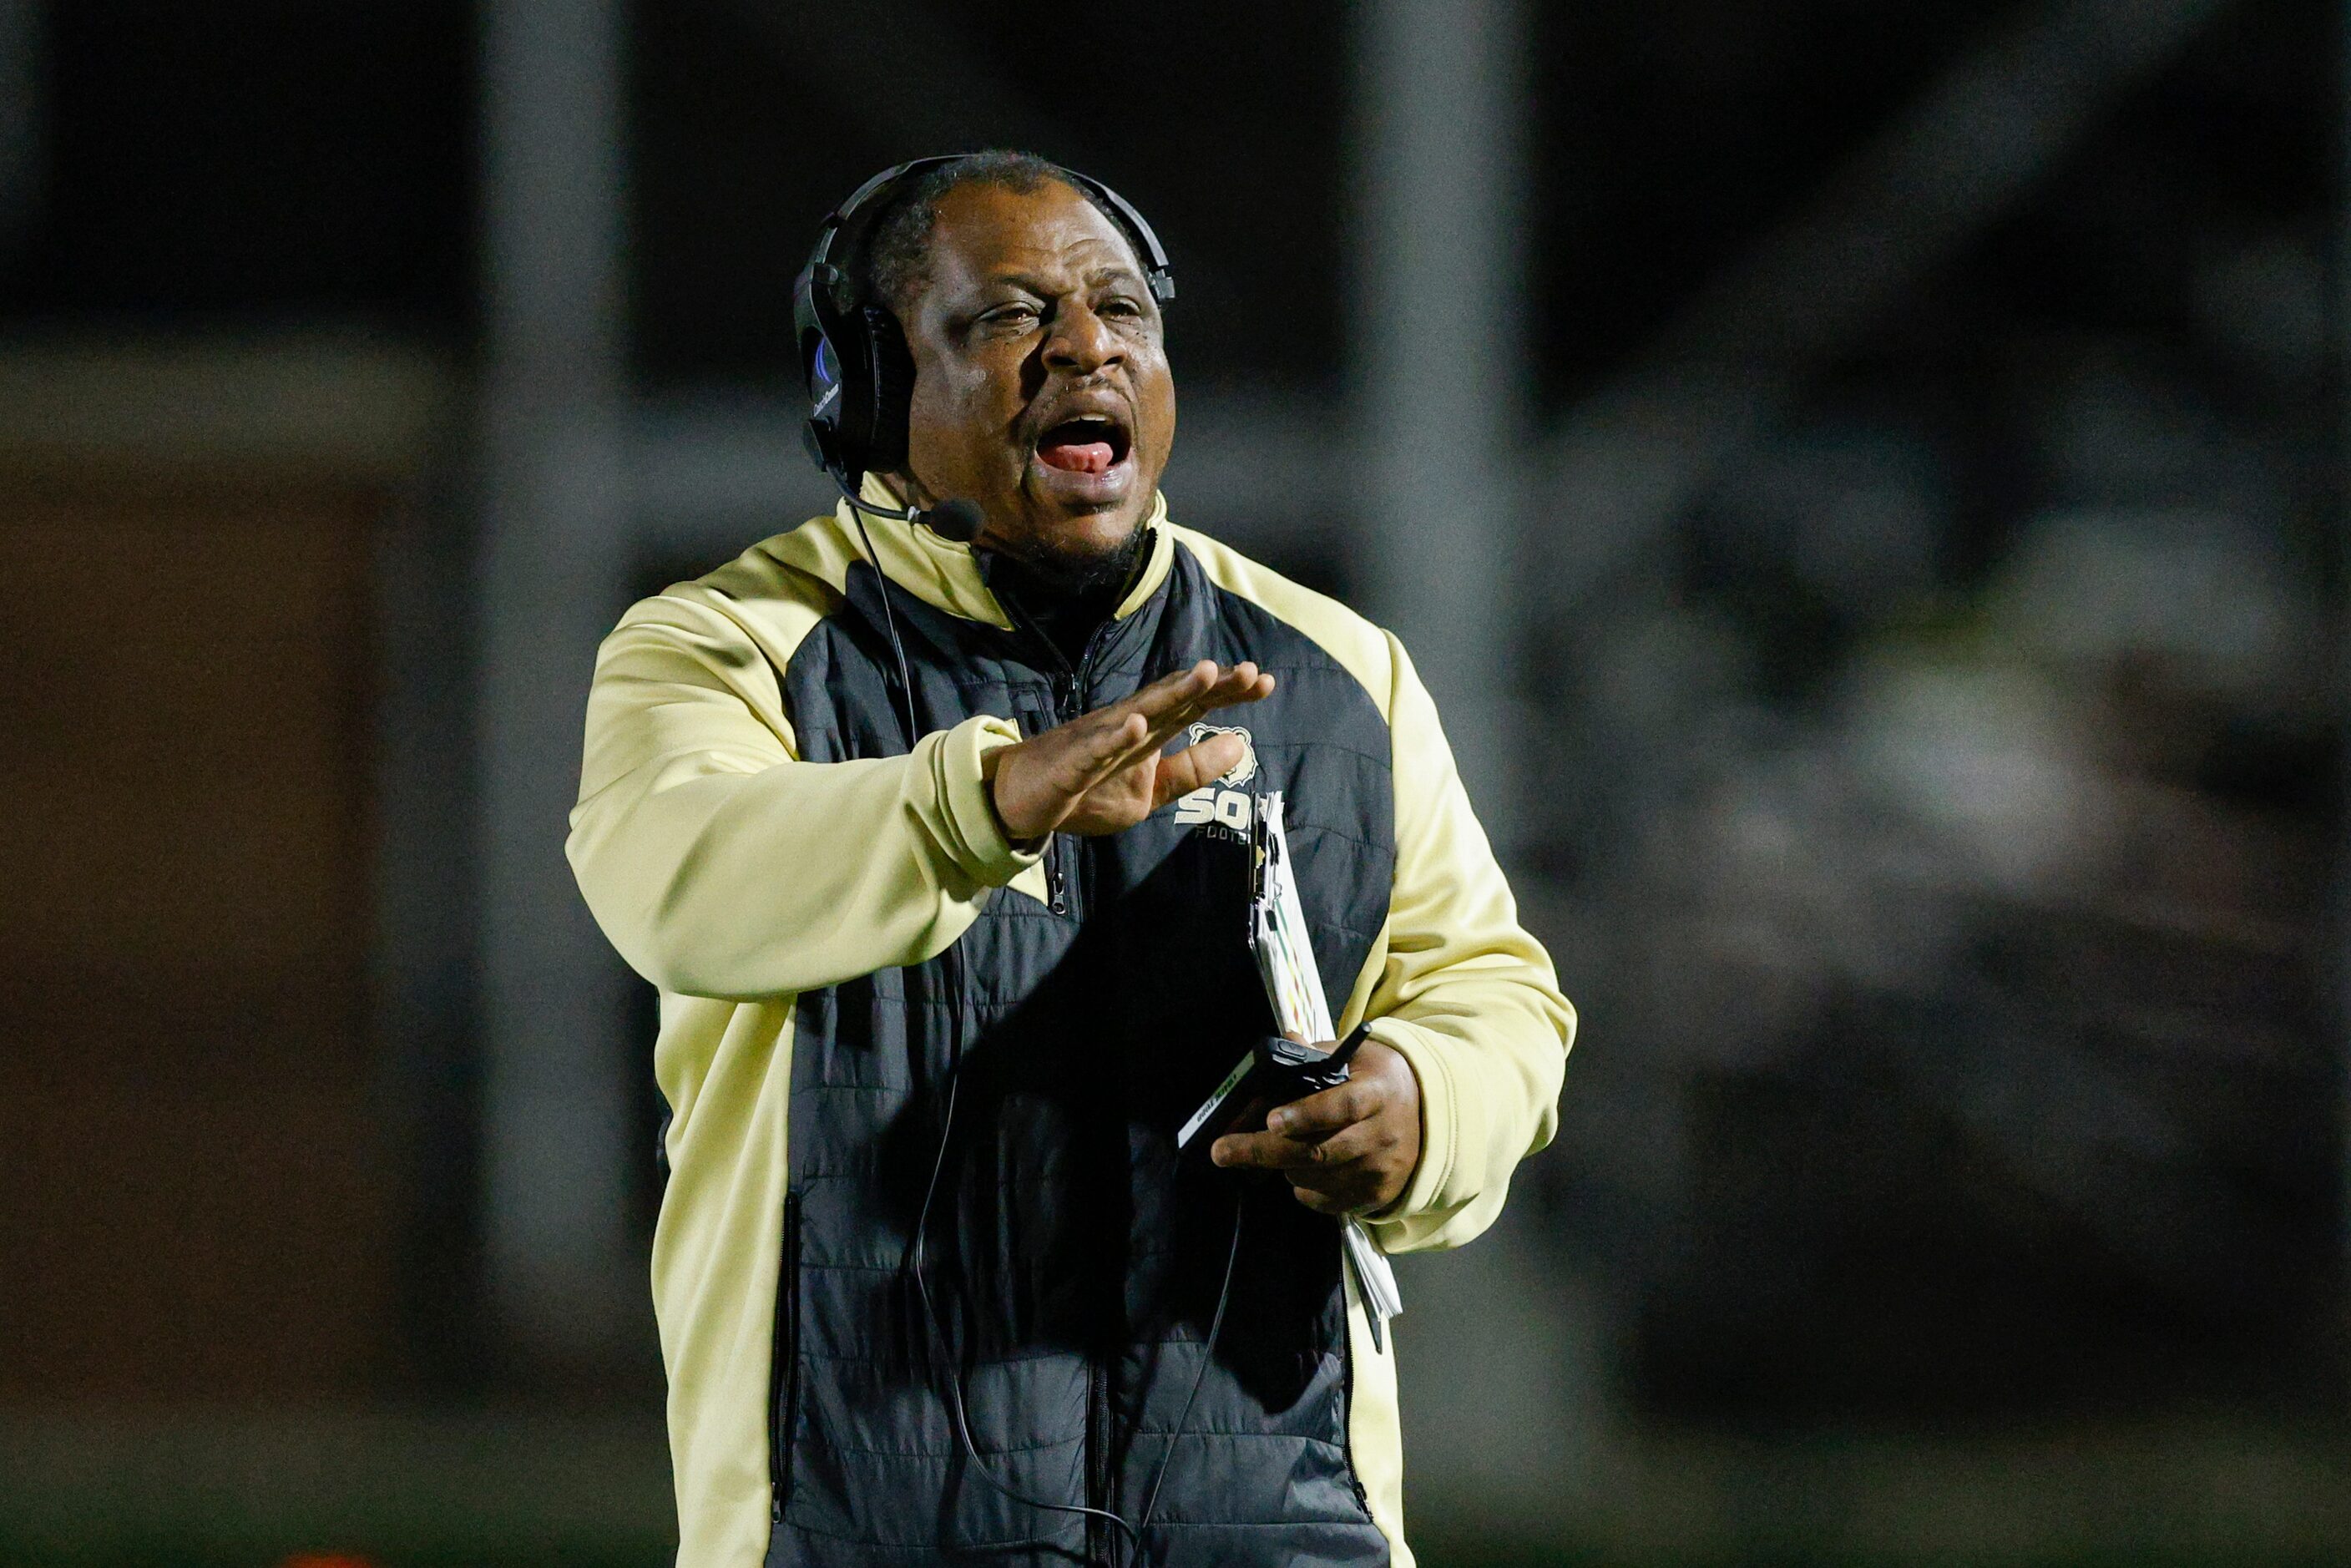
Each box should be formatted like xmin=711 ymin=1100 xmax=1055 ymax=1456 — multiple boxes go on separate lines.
xmin=980 ymin=262 xmax=1145 ymax=297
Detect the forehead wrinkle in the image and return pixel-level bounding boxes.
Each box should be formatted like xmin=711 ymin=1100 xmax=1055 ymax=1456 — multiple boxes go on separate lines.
xmin=977 ymin=259 xmax=1145 ymax=299
xmin=925 ymin=193 xmax=1139 ymax=289
xmin=974 ymin=226 xmax=1132 ymax=273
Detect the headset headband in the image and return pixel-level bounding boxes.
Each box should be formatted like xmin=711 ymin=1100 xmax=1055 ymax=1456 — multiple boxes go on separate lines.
xmin=806 ymin=154 xmax=1176 ymax=316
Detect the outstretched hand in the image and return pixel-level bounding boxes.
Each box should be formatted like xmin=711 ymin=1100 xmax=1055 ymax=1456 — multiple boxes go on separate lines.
xmin=985 ymin=660 xmax=1275 ymax=842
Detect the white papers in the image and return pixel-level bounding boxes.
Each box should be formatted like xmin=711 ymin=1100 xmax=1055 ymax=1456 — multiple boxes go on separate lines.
xmin=1342 ymin=1213 xmax=1403 ymax=1328
xmin=1251 ymin=794 xmax=1403 ymax=1342
xmin=1251 ymin=792 xmax=1332 ymax=1043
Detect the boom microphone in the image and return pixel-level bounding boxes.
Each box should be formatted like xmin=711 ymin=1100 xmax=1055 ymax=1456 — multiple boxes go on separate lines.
xmin=917 ymin=498 xmax=983 ymax=544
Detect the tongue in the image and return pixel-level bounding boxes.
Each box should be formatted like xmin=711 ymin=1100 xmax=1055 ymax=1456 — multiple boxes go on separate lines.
xmin=1039 ymin=438 xmax=1116 ymax=475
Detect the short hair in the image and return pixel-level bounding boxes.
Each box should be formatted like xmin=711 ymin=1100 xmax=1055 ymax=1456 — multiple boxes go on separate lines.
xmin=861 ymin=150 xmax=1134 ymax=314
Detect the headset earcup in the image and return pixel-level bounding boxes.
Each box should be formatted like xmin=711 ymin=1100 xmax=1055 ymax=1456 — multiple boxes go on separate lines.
xmin=796 ymin=261 xmax=870 ymax=490
xmin=862 ymin=305 xmax=916 ymax=473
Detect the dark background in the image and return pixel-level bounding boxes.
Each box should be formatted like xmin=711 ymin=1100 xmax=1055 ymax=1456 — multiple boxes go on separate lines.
xmin=0 ymin=1 xmax=2343 ymax=1563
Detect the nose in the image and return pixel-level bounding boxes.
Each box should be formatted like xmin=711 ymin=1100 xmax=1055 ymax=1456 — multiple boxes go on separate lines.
xmin=1041 ymin=297 xmax=1122 ymax=377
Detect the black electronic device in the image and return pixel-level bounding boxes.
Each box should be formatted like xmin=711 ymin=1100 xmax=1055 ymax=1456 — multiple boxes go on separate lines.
xmin=1177 ymin=1024 xmax=1370 ymax=1154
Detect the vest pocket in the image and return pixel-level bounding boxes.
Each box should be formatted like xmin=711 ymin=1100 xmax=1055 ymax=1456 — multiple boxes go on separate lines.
xmin=768 ymin=1190 xmax=803 ymax=1525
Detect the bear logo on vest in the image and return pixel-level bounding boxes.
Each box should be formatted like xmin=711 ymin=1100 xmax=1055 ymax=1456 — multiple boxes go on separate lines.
xmin=1172 ymin=722 xmax=1256 ymax=838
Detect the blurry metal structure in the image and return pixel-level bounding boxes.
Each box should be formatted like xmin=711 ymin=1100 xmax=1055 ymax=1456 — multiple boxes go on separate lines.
xmin=374 ymin=471 xmax=485 ymax=1385
xmin=1349 ymin=0 xmax=1605 ymax=1523
xmin=2343 ymin=0 xmax=2351 ymax=1274
xmin=1352 ymin=0 xmax=1529 ymax=850
xmin=1534 ymin=0 xmax=2235 ymax=615
xmin=478 ymin=0 xmax=640 ymax=1358
xmin=1523 ymin=0 xmax=2299 ymax=1431
xmin=1525 ymin=0 xmax=2238 ymax=1313
xmin=0 ymin=0 xmax=40 ymax=245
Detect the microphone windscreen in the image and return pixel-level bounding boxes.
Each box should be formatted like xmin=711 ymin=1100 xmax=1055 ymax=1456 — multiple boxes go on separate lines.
xmin=922 ymin=499 xmax=984 ymax=544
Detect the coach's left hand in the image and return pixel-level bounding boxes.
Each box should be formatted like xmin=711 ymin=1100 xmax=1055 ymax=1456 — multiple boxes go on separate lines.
xmin=1209 ymin=1039 xmax=1423 ymax=1216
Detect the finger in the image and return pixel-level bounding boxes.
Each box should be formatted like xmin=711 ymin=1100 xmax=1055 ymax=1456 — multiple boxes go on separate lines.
xmin=1265 ymin=1080 xmax=1379 ymax=1141
xmin=1075 ymin=661 xmax=1270 ymax=787
xmin=1074 ymin=663 xmax=1239 ymax=781
xmin=1210 ymin=1127 xmax=1332 ymax=1172
xmin=1099 ymin=660 xmax=1267 ymax=736
xmin=1211 ymin=1115 xmax=1390 ymax=1172
xmin=1123 ymin=663 xmax=1261 ymax=752
xmin=1052 ymin=711 xmax=1152 ymax=791
xmin=1134 ymin=670 xmax=1272 ymax=760
xmin=1117 ymin=660 xmax=1221 ymax=724
xmin=1288 ymin=1177 xmax=1378 ymax=1216
xmin=1282 ymin=1116 xmax=1391 ymax=1171
xmin=1089 ymin=689 xmax=1256 ymax=791
xmin=1283 ymin=1156 xmax=1387 ymax=1215
xmin=1149 ymin=735 xmax=1244 ymax=809
xmin=1193 ymin=670 xmax=1277 ymax=713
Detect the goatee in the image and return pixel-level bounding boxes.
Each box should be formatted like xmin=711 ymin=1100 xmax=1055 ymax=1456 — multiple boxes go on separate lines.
xmin=988 ymin=521 xmax=1151 ymax=603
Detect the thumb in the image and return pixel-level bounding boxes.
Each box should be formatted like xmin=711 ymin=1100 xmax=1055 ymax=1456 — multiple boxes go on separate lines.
xmin=1151 ymin=732 xmax=1244 ymax=809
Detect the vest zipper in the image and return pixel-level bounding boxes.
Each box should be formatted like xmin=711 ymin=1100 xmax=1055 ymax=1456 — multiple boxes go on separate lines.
xmin=1011 ymin=610 xmax=1112 ymax=928
xmin=1047 ymin=665 xmax=1079 ymax=921
xmin=1045 ymin=840 xmax=1070 ymax=917
xmin=1041 ymin=630 xmax=1109 ymax=928
xmin=1014 ymin=694 xmax=1074 ymax=918
xmin=769 ymin=1190 xmax=803 ymax=1527
xmin=1059 ymin=624 xmax=1117 ymax=1557
xmin=1085 ymin=1353 xmax=1110 ymax=1563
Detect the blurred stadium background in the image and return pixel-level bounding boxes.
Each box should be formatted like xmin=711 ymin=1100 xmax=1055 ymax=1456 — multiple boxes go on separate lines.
xmin=1 ymin=1 xmax=2345 ymax=1564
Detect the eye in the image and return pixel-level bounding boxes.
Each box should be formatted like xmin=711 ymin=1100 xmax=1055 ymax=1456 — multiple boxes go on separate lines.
xmin=981 ymin=302 xmax=1039 ymax=330
xmin=1099 ymin=295 xmax=1145 ymax=318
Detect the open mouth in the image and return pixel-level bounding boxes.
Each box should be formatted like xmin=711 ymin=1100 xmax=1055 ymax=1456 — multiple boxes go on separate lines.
xmin=1034 ymin=415 xmax=1131 ymax=476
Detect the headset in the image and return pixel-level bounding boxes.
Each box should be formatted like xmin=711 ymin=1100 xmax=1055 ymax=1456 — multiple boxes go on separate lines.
xmin=789 ymin=160 xmax=1225 ymax=1566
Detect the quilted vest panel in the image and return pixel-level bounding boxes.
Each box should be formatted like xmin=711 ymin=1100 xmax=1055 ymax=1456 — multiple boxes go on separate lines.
xmin=766 ymin=543 xmax=1396 ymax=1567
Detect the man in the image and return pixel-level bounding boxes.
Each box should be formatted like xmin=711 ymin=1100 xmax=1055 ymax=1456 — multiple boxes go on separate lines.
xmin=568 ymin=152 xmax=1573 ymax=1567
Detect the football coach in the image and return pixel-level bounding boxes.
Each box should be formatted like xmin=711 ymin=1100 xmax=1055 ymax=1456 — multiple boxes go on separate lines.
xmin=568 ymin=152 xmax=1575 ymax=1567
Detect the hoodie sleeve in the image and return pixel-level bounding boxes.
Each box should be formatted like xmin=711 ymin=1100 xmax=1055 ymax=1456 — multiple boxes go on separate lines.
xmin=1358 ymin=635 xmax=1575 ymax=1254
xmin=566 ymin=587 xmax=1039 ymax=1002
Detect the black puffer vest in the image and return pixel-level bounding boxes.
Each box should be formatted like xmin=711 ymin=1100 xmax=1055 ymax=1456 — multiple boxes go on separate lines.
xmin=768 ymin=536 xmax=1396 ymax=1566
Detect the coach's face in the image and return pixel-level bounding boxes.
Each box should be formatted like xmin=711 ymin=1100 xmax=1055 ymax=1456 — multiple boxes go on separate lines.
xmin=897 ymin=180 xmax=1175 ymax=574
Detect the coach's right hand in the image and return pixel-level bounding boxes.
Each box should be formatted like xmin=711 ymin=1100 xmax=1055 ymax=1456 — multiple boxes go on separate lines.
xmin=983 ymin=660 xmax=1275 ymax=843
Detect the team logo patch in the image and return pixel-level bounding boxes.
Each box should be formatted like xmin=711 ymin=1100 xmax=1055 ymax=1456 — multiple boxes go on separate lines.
xmin=1173 ymin=723 xmax=1258 ymax=837
xmin=1186 ymin=721 xmax=1257 ymax=787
